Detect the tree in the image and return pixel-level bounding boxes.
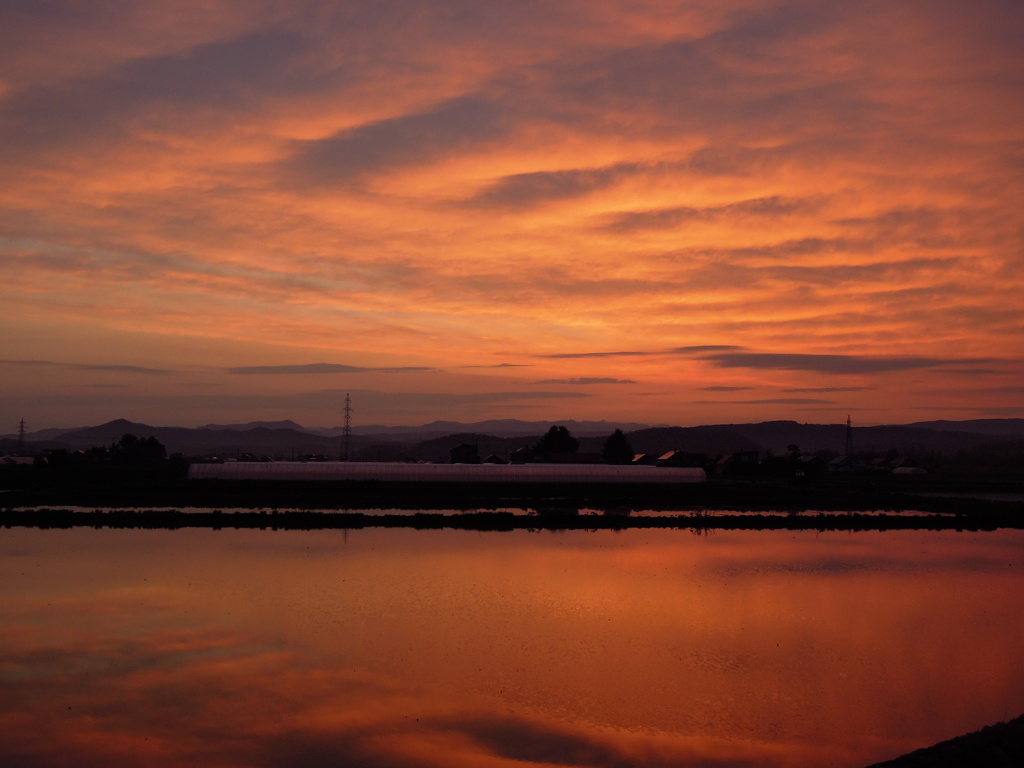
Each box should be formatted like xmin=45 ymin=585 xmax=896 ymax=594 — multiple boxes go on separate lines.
xmin=534 ymin=425 xmax=579 ymax=459
xmin=114 ymin=433 xmax=166 ymax=465
xmin=601 ymin=429 xmax=633 ymax=465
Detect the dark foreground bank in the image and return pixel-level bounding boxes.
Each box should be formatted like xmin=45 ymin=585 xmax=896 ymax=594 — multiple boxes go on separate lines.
xmin=2 ymin=462 xmax=1023 ymax=515
xmin=2 ymin=506 xmax=1023 ymax=531
xmin=866 ymin=713 xmax=1024 ymax=767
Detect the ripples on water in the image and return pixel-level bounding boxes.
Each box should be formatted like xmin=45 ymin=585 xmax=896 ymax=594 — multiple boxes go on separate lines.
xmin=1 ymin=525 xmax=1022 ymax=767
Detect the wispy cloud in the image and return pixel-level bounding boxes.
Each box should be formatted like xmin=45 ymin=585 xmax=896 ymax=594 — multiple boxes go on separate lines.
xmin=533 ymin=377 xmax=637 ymax=385
xmin=782 ymin=387 xmax=873 ymax=393
xmin=77 ymin=364 xmax=173 ymax=375
xmin=459 ymin=363 xmax=534 ymax=369
xmin=537 ymin=345 xmax=744 ymax=360
xmin=1 ymin=360 xmax=171 ymax=375
xmin=536 ymin=350 xmax=656 ymax=360
xmin=1 ymin=0 xmax=1021 ymax=427
xmin=672 ymin=346 xmax=746 ymax=354
xmin=228 ymin=363 xmax=433 ymax=375
xmin=282 ymin=95 xmax=510 ymax=187
xmin=464 ymin=162 xmax=642 ymax=209
xmin=602 ymin=195 xmax=820 ymax=233
xmin=700 ymin=353 xmax=977 ymax=375
xmin=694 ymin=398 xmax=837 ymax=405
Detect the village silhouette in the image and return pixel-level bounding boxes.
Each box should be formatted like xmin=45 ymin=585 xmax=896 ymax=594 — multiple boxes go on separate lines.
xmin=3 ymin=408 xmax=1022 ymax=527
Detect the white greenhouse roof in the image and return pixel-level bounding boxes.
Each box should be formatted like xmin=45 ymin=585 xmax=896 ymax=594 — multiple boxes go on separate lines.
xmin=188 ymin=461 xmax=706 ymax=484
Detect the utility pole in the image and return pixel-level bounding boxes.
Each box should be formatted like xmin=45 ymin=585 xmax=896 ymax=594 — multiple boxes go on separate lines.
xmin=341 ymin=393 xmax=352 ymax=461
xmin=845 ymin=415 xmax=854 ymax=457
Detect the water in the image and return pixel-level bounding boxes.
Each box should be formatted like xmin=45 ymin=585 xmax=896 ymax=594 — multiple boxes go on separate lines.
xmin=2 ymin=525 xmax=1022 ymax=767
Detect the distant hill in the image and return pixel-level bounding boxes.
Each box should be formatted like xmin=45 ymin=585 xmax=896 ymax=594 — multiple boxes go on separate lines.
xmin=349 ymin=418 xmax=657 ymax=439
xmin=625 ymin=426 xmax=762 ymax=457
xmin=719 ymin=420 xmax=1022 ymax=455
xmin=5 ymin=417 xmax=1024 ymax=463
xmin=908 ymin=418 xmax=1024 ymax=437
xmin=58 ymin=419 xmax=163 ymax=445
xmin=36 ymin=419 xmax=370 ymax=459
xmin=198 ymin=419 xmax=308 ymax=432
xmin=9 ymin=426 xmax=79 ymax=441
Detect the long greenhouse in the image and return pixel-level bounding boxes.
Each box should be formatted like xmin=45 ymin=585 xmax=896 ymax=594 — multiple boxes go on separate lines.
xmin=188 ymin=461 xmax=706 ymax=484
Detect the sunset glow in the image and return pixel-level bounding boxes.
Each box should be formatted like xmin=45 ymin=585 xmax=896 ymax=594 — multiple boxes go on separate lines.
xmin=2 ymin=1 xmax=1022 ymax=428
xmin=3 ymin=527 xmax=1023 ymax=767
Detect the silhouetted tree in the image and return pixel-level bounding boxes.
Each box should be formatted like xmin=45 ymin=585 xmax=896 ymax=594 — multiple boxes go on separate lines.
xmin=114 ymin=434 xmax=166 ymax=465
xmin=534 ymin=425 xmax=579 ymax=459
xmin=601 ymin=429 xmax=633 ymax=465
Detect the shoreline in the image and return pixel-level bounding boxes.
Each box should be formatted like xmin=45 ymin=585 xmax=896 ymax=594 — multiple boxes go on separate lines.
xmin=4 ymin=475 xmax=1024 ymax=512
xmin=3 ymin=507 xmax=1022 ymax=532
xmin=4 ymin=468 xmax=1022 ymax=530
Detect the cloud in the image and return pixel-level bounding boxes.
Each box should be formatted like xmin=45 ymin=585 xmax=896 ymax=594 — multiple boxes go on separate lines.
xmin=0 ymin=359 xmax=171 ymax=375
xmin=533 ymin=377 xmax=637 ymax=385
xmin=76 ymin=364 xmax=172 ymax=375
xmin=782 ymin=387 xmax=873 ymax=393
xmin=0 ymin=388 xmax=591 ymax=421
xmin=537 ymin=350 xmax=656 ymax=360
xmin=701 ymin=386 xmax=754 ymax=392
xmin=1 ymin=0 xmax=1022 ymax=426
xmin=700 ymin=353 xmax=973 ymax=374
xmin=465 ymin=162 xmax=642 ymax=208
xmin=307 ymin=389 xmax=593 ymax=409
xmin=282 ymin=95 xmax=509 ymax=186
xmin=537 ymin=346 xmax=743 ymax=360
xmin=0 ymin=359 xmax=61 ymax=367
xmin=528 ymin=348 xmax=995 ymax=380
xmin=459 ymin=363 xmax=534 ymax=369
xmin=602 ymin=195 xmax=819 ymax=233
xmin=694 ymin=398 xmax=837 ymax=405
xmin=972 ymin=406 xmax=1024 ymax=415
xmin=672 ymin=346 xmax=746 ymax=354
xmin=0 ymin=26 xmax=311 ymax=165
xmin=228 ymin=364 xmax=433 ymax=374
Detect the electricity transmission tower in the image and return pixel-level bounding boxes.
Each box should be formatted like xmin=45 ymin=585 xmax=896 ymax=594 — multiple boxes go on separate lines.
xmin=845 ymin=415 xmax=854 ymax=456
xmin=341 ymin=394 xmax=352 ymax=461
xmin=17 ymin=419 xmax=27 ymax=456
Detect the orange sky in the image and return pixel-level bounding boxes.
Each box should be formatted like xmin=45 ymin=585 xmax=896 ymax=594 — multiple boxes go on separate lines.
xmin=2 ymin=0 xmax=1022 ymax=429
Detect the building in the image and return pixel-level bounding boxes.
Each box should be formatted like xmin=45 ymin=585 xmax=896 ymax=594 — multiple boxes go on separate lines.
xmin=189 ymin=461 xmax=707 ymax=484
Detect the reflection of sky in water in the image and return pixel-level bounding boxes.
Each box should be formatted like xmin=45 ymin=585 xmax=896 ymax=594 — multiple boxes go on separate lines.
xmin=2 ymin=528 xmax=1023 ymax=767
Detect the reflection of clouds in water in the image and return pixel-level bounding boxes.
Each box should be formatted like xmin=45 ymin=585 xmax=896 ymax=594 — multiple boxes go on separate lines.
xmin=0 ymin=625 xmax=831 ymax=768
xmin=4 ymin=528 xmax=1023 ymax=766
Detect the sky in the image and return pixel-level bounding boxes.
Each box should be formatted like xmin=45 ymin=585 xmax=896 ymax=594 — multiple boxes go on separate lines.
xmin=2 ymin=0 xmax=1022 ymax=430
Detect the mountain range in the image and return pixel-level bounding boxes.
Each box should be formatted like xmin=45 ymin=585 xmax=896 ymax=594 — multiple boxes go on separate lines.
xmin=3 ymin=417 xmax=1023 ymax=461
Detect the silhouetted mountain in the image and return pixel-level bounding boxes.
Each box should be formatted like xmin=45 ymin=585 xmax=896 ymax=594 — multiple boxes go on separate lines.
xmin=908 ymin=418 xmax=1024 ymax=437
xmin=718 ymin=421 xmax=1010 ymax=455
xmin=14 ymin=426 xmax=78 ymax=441
xmin=199 ymin=419 xmax=308 ymax=432
xmin=348 ymin=418 xmax=656 ymax=439
xmin=625 ymin=426 xmax=762 ymax=457
xmin=52 ymin=419 xmax=372 ymax=458
xmin=589 ymin=420 xmax=1024 ymax=459
xmin=6 ymin=417 xmax=1024 ymax=465
xmin=60 ymin=419 xmax=158 ymax=445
